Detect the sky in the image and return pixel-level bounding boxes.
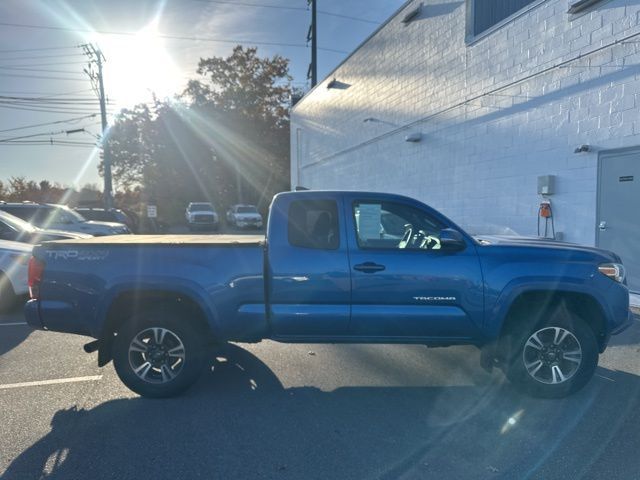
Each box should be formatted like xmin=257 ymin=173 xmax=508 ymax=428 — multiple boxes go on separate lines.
xmin=0 ymin=0 xmax=406 ymax=190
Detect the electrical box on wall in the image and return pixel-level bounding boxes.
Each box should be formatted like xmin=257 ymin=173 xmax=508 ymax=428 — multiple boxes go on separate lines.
xmin=537 ymin=175 xmax=556 ymax=195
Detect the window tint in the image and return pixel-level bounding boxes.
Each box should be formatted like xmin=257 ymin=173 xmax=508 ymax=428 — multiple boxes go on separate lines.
xmin=0 ymin=220 xmax=13 ymax=234
xmin=30 ymin=208 xmax=55 ymax=227
xmin=353 ymin=201 xmax=443 ymax=250
xmin=190 ymin=203 xmax=213 ymax=211
xmin=48 ymin=208 xmax=79 ymax=225
xmin=471 ymin=0 xmax=538 ymax=36
xmin=0 ymin=206 xmax=40 ymax=223
xmin=237 ymin=206 xmax=258 ymax=213
xmin=288 ymin=199 xmax=339 ymax=250
xmin=80 ymin=210 xmax=114 ymax=222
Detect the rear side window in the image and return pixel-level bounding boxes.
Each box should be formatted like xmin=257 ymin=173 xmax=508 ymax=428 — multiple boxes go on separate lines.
xmin=288 ymin=199 xmax=339 ymax=250
xmin=0 ymin=206 xmax=40 ymax=223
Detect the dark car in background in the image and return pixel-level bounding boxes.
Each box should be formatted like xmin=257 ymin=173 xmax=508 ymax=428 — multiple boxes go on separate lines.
xmin=0 ymin=209 xmax=92 ymax=243
xmin=75 ymin=207 xmax=139 ymax=233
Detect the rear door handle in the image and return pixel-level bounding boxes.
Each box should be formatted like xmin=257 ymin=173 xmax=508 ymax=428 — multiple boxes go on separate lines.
xmin=354 ymin=262 xmax=386 ymax=273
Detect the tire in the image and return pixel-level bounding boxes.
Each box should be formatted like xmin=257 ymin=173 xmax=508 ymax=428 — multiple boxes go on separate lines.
xmin=0 ymin=273 xmax=17 ymax=312
xmin=112 ymin=307 xmax=206 ymax=398
xmin=504 ymin=305 xmax=598 ymax=398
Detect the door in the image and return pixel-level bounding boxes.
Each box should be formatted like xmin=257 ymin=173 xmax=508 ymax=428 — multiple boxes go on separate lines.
xmin=268 ymin=196 xmax=351 ymax=338
xmin=598 ymin=149 xmax=640 ymax=292
xmin=347 ymin=198 xmax=484 ymax=340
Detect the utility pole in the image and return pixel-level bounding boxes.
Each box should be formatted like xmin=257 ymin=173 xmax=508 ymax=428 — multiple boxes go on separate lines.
xmin=307 ymin=0 xmax=317 ymax=87
xmin=82 ymin=44 xmax=114 ymax=209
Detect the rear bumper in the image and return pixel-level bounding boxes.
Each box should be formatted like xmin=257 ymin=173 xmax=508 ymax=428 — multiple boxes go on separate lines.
xmin=24 ymin=299 xmax=91 ymax=336
xmin=24 ymin=299 xmax=42 ymax=329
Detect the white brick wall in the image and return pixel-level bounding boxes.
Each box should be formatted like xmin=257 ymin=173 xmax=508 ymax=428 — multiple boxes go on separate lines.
xmin=291 ymin=0 xmax=640 ymax=245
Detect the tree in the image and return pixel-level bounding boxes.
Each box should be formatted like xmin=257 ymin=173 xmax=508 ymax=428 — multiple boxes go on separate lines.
xmin=183 ymin=46 xmax=292 ymax=211
xmin=105 ymin=45 xmax=293 ymax=224
xmin=104 ymin=104 xmax=156 ymax=191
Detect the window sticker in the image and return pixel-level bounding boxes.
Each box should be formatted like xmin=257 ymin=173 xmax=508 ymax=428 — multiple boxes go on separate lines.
xmin=357 ymin=204 xmax=382 ymax=240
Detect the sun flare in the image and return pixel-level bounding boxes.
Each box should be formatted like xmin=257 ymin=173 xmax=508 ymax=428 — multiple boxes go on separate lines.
xmin=90 ymin=22 xmax=183 ymax=110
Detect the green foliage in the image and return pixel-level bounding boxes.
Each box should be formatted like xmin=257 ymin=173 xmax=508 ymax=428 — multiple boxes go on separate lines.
xmin=105 ymin=45 xmax=293 ymax=225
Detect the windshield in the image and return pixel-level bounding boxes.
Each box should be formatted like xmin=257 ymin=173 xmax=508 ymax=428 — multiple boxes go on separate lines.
xmin=49 ymin=206 xmax=85 ymax=224
xmin=0 ymin=210 xmax=37 ymax=233
xmin=237 ymin=206 xmax=258 ymax=214
xmin=189 ymin=203 xmax=213 ymax=211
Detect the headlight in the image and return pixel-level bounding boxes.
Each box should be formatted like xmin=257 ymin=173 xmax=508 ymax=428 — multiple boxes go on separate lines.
xmin=598 ymin=263 xmax=626 ymax=283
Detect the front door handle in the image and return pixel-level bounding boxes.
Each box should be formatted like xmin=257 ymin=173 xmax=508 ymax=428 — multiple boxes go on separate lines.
xmin=354 ymin=262 xmax=386 ymax=273
xmin=599 ymin=221 xmax=607 ymax=231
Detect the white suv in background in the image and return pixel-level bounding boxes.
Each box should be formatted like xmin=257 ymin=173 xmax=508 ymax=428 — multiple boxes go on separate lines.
xmin=185 ymin=202 xmax=219 ymax=231
xmin=226 ymin=204 xmax=263 ymax=229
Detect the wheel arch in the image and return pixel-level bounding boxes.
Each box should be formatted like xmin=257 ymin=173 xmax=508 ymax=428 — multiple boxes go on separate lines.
xmin=97 ymin=289 xmax=216 ymax=367
xmin=497 ymin=290 xmax=608 ymax=352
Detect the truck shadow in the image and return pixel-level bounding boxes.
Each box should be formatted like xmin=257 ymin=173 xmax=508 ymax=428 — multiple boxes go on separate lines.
xmin=3 ymin=343 xmax=640 ymax=480
xmin=0 ymin=303 xmax=31 ymax=358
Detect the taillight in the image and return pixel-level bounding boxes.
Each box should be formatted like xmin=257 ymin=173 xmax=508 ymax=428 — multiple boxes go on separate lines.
xmin=28 ymin=257 xmax=44 ymax=299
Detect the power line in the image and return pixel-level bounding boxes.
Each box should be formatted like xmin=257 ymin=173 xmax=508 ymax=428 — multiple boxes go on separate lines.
xmin=0 ymin=140 xmax=97 ymax=148
xmin=0 ymin=52 xmax=86 ymax=61
xmin=0 ymin=129 xmax=82 ymax=143
xmin=0 ymin=89 xmax=92 ymax=94
xmin=0 ymin=114 xmax=98 ymax=134
xmin=0 ymin=21 xmax=348 ymax=54
xmin=0 ymin=103 xmax=108 ymax=114
xmin=0 ymin=66 xmax=87 ymax=75
xmin=0 ymin=96 xmax=103 ymax=103
xmin=0 ymin=72 xmax=89 ymax=82
xmin=0 ymin=61 xmax=89 ymax=68
xmin=0 ymin=45 xmax=80 ymax=54
xmin=187 ymin=0 xmax=381 ymax=24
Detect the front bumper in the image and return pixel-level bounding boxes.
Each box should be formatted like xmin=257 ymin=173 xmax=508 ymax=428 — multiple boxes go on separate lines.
xmin=236 ymin=221 xmax=262 ymax=228
xmin=611 ymin=309 xmax=635 ymax=336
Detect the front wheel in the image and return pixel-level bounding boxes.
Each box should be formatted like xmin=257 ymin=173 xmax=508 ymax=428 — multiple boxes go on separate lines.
xmin=505 ymin=311 xmax=598 ymax=398
xmin=112 ymin=309 xmax=206 ymax=398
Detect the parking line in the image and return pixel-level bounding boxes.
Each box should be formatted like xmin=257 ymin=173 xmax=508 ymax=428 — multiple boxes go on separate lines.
xmin=0 ymin=375 xmax=102 ymax=390
xmin=0 ymin=322 xmax=28 ymax=327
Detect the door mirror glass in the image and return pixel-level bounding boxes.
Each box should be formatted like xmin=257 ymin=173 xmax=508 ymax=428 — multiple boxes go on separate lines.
xmin=439 ymin=228 xmax=466 ymax=251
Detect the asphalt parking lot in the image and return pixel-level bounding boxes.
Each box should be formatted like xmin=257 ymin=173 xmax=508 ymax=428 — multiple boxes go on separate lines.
xmin=1 ymin=306 xmax=640 ymax=480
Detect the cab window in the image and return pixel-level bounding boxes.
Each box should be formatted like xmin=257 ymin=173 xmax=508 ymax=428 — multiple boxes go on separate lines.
xmin=288 ymin=199 xmax=339 ymax=250
xmin=353 ymin=200 xmax=443 ymax=250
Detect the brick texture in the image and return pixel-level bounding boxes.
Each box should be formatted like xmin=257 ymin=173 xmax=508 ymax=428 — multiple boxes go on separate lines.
xmin=291 ymin=0 xmax=640 ymax=244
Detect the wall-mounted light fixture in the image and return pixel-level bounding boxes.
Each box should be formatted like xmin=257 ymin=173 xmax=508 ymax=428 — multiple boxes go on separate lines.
xmin=405 ymin=132 xmax=423 ymax=143
xmin=574 ymin=144 xmax=591 ymax=153
xmin=401 ymin=2 xmax=422 ymax=24
xmin=327 ymin=78 xmax=351 ymax=90
xmin=567 ymin=0 xmax=601 ymax=14
xmin=363 ymin=117 xmax=398 ymax=127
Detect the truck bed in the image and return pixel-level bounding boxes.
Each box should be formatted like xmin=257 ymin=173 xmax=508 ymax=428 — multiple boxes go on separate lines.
xmin=45 ymin=234 xmax=265 ymax=246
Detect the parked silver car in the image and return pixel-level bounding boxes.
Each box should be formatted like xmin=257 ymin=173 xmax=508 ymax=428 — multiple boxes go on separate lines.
xmin=226 ymin=204 xmax=263 ymax=229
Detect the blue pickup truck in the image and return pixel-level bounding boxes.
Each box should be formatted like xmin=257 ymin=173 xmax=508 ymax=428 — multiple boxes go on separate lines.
xmin=25 ymin=190 xmax=632 ymax=398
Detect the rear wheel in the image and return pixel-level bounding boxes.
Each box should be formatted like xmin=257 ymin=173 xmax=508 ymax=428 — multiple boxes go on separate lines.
xmin=112 ymin=308 xmax=206 ymax=398
xmin=505 ymin=307 xmax=598 ymax=398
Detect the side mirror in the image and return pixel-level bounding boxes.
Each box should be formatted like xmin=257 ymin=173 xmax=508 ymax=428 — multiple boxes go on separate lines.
xmin=439 ymin=228 xmax=466 ymax=251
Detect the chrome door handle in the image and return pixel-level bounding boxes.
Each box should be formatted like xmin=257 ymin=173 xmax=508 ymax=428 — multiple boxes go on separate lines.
xmin=599 ymin=221 xmax=607 ymax=231
xmin=354 ymin=262 xmax=386 ymax=273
